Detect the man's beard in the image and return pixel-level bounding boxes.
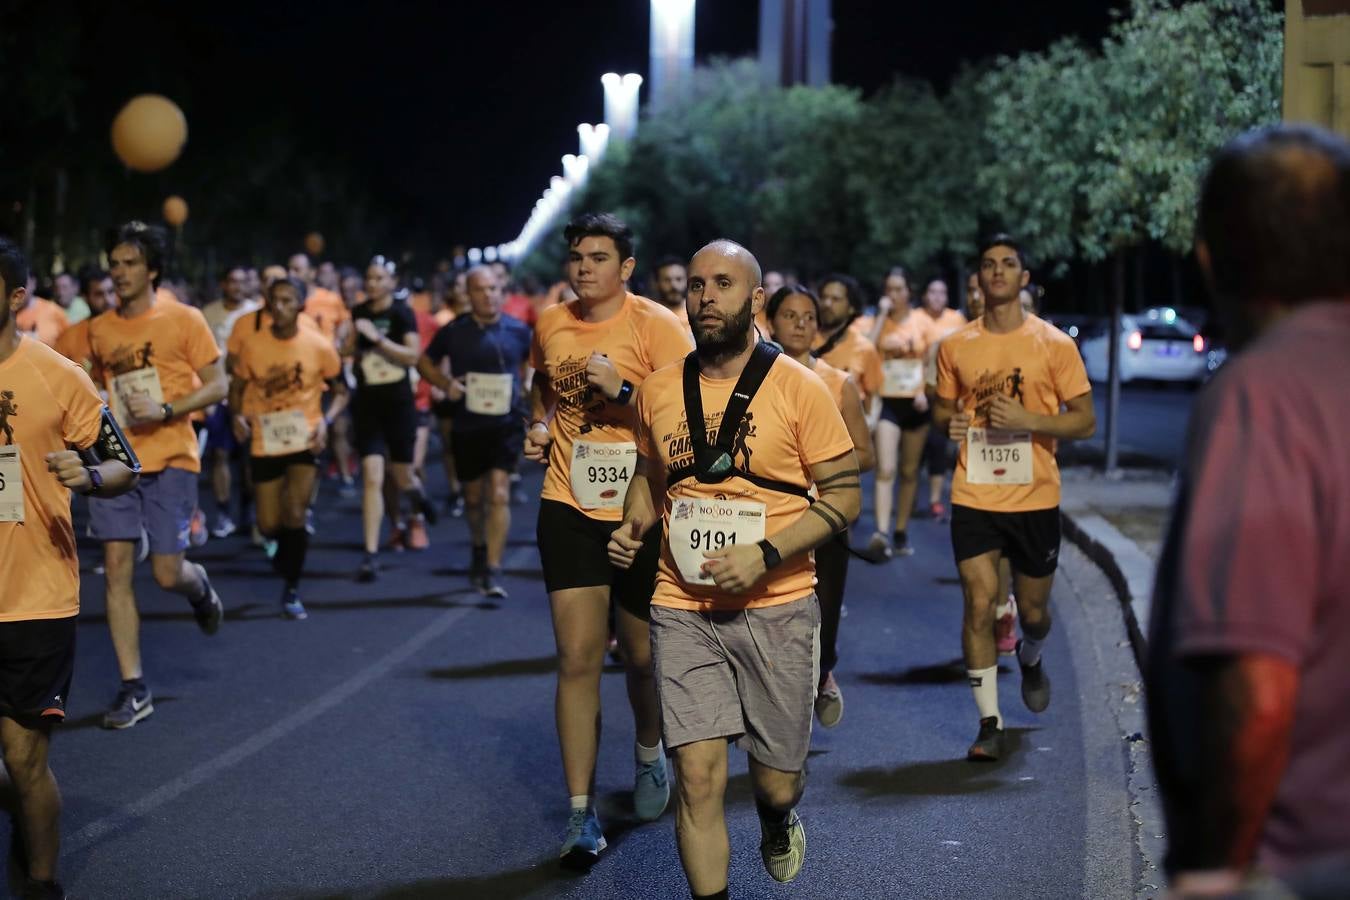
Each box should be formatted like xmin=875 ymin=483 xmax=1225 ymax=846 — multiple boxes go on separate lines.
xmin=819 ymin=308 xmax=849 ymax=331
xmin=692 ymin=298 xmax=754 ymax=364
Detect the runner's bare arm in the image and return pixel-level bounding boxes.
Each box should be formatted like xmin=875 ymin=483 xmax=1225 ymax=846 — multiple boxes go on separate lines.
xmin=840 ymin=378 xmax=875 ymax=473
xmin=414 ymin=355 xmax=463 ymax=400
xmin=173 ymin=358 xmax=229 ymax=417
xmin=523 ymin=370 xmax=554 ymax=462
xmin=323 ymin=378 xmax=350 ymax=424
xmin=986 ymin=390 xmax=1095 ymax=439
xmin=371 ymin=330 xmax=422 ymax=368
xmin=48 ymin=448 xmax=138 ymax=498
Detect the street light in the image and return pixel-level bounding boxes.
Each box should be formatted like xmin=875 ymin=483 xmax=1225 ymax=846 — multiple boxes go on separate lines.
xmin=578 ymin=123 xmax=611 ymax=162
xmin=468 ymin=247 xmax=482 ymax=264
xmin=601 ymin=72 xmax=642 ymax=141
xmin=483 ymin=246 xmax=498 ymax=263
xmin=650 ymin=0 xmax=694 ymax=110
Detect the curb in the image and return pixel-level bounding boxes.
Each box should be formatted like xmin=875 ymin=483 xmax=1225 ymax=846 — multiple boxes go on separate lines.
xmin=1060 ymin=510 xmax=1155 ymax=671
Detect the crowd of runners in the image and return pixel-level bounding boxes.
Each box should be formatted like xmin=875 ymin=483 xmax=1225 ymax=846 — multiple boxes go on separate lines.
xmin=7 ymin=124 xmax=1345 ymax=899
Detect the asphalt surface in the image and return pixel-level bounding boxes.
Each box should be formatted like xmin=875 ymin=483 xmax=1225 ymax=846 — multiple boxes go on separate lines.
xmin=9 ymin=457 xmax=1152 ymax=900
xmin=1071 ymin=382 xmax=1196 ymax=469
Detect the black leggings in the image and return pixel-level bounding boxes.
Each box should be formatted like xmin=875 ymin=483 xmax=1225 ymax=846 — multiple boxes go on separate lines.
xmin=814 ymin=530 xmax=850 ymax=676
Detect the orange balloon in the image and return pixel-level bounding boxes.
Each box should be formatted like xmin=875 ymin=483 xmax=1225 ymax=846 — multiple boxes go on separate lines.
xmin=163 ymin=195 xmax=189 ymax=227
xmin=304 ymin=232 xmax=325 ymax=256
xmin=111 ymin=95 xmax=188 ymax=173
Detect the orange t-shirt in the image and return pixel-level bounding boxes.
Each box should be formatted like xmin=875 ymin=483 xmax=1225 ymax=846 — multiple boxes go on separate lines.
xmin=877 ymin=311 xmax=938 ymax=360
xmin=233 ymin=326 xmax=342 ymax=457
xmin=303 ymin=287 xmax=351 ymax=342
xmin=936 ymin=314 xmax=1091 ymax=512
xmin=0 ymin=338 xmax=106 ymax=621
xmin=16 ymin=299 xmax=69 ymax=348
xmin=926 ymin=307 xmax=968 ymax=336
xmin=531 ymin=293 xmax=693 ymax=521
xmin=88 ymin=298 xmax=220 ymax=474
xmin=635 ymin=353 xmax=854 ymax=612
xmin=814 ymin=326 xmax=883 ymax=403
xmin=812 ymin=358 xmax=850 ymax=411
xmin=55 ymin=317 xmax=94 ymax=372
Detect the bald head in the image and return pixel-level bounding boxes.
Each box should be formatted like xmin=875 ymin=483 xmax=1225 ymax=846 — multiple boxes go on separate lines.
xmin=693 ymin=239 xmax=761 ymax=289
xmin=688 ymin=239 xmax=763 ymax=361
xmin=465 ymin=264 xmax=496 ymax=289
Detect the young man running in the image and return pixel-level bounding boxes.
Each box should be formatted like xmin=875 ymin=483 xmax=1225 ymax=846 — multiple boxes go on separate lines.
xmin=0 ymin=238 xmax=141 ymax=900
xmin=86 ymin=222 xmax=227 ymax=730
xmin=933 ymin=234 xmax=1094 ymax=761
xmin=416 ymin=266 xmax=530 ymax=599
xmin=526 ymin=213 xmax=691 ymax=867
xmin=230 ymin=276 xmax=346 ymax=619
xmin=610 ymin=240 xmax=860 ymax=898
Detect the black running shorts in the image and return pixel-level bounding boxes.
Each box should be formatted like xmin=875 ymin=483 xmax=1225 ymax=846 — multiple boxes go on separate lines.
xmin=536 ymin=499 xmax=662 ymax=619
xmin=0 ymin=616 xmax=77 ymax=725
xmin=950 ymin=504 xmax=1062 ymax=578
xmin=352 ymin=394 xmax=417 ymax=464
xmin=250 ymin=451 xmax=318 ymax=484
xmin=451 ymin=423 xmax=522 ymax=483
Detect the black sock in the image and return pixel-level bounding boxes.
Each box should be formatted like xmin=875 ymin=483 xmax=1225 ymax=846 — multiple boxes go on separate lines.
xmin=472 ymin=544 xmax=487 ymax=567
xmin=276 ymin=527 xmax=308 ymax=585
xmin=692 ymin=889 xmax=728 ymax=900
xmin=755 ymin=798 xmax=790 ymax=830
xmin=123 ymin=677 xmax=147 ymax=695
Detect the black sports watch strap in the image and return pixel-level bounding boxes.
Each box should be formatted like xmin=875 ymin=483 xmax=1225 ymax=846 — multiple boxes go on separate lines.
xmin=757 ymin=539 xmax=782 ymax=570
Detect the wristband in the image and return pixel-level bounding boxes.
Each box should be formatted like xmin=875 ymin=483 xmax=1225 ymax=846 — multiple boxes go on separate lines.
xmin=161 ymin=402 xmax=175 ymax=423
xmin=83 ymin=466 xmax=104 ymax=496
xmin=529 ymin=419 xmax=549 ymax=431
xmin=615 ymin=379 xmax=635 ymax=406
xmin=757 ymin=539 xmax=782 ymax=571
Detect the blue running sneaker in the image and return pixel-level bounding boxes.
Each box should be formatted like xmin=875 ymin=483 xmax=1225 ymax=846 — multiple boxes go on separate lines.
xmin=633 ymin=755 xmax=670 ymax=821
xmin=559 ymin=807 xmax=606 ymax=870
xmin=281 ymin=588 xmax=308 ymax=620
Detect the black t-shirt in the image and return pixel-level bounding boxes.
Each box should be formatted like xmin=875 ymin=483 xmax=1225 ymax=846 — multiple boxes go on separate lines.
xmin=424 ymin=314 xmax=532 ymax=431
xmin=352 ymin=299 xmax=417 ymax=399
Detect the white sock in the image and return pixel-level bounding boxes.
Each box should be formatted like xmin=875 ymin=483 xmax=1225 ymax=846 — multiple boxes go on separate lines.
xmin=1018 ymin=634 xmax=1045 ymax=667
xmin=968 ymin=665 xmax=1001 ymax=727
xmin=994 ymin=595 xmax=1014 ymax=617
xmin=569 ymin=794 xmax=591 ymax=812
xmin=635 ymin=740 xmax=663 ymax=764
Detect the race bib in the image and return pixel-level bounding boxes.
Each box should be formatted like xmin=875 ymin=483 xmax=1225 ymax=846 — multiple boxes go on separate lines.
xmin=569 ymin=440 xmax=636 ymax=509
xmin=260 ymin=409 xmax=309 ymax=456
xmin=0 ymin=445 xmax=24 ymax=523
xmin=881 ymin=358 xmax=924 ymax=398
xmin=110 ymin=367 xmax=164 ymax=427
xmin=966 ymin=427 xmax=1033 ymax=485
xmin=465 ymin=372 xmax=513 ymax=416
xmin=360 ymin=351 xmax=405 ymax=386
xmin=668 ymin=496 xmax=767 ymax=585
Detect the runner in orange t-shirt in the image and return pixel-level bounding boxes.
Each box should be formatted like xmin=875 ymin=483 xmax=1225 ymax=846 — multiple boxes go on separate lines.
xmin=934 ymin=234 xmax=1094 ymax=762
xmin=86 ymin=221 xmax=228 ymax=731
xmin=0 ymin=238 xmax=141 ymax=897
xmin=524 ymin=213 xmax=691 ymax=866
xmin=230 ymin=276 xmax=346 ymax=620
xmin=768 ymin=283 xmax=874 ymax=732
xmin=811 ymin=274 xmax=884 ymax=407
xmin=15 ymin=295 xmax=68 ymax=348
xmin=609 ymin=240 xmax=860 ymax=894
xmin=863 ymin=266 xmax=939 ymax=560
xmin=54 ymin=269 xmax=117 ymax=372
xmin=652 ymin=255 xmax=692 ymax=335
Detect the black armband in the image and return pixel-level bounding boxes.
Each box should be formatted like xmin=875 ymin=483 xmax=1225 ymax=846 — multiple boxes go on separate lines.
xmin=78 ymin=406 xmax=142 ymax=473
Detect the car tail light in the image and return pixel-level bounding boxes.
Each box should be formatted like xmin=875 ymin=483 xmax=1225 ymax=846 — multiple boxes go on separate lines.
xmin=1127 ymin=330 xmax=1143 ymax=351
xmin=1192 ymin=334 xmax=1205 ymax=353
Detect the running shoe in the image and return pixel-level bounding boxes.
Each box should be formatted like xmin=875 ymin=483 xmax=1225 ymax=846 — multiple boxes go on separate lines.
xmin=606 ymin=634 xmax=621 ymax=665
xmin=967 ymin=716 xmax=1004 ymax=761
xmin=210 ymin=513 xmax=237 ymax=539
xmin=305 ymin=508 xmax=316 ymax=536
xmin=481 ymin=567 xmax=508 ymax=599
xmin=188 ymin=508 xmax=209 ymax=547
xmin=385 ymin=527 xmax=406 ymax=553
xmin=559 ymin=807 xmax=606 ymax=870
xmin=338 ymin=480 xmax=358 ymax=500
xmin=633 ymin=754 xmax=670 ymax=821
xmin=759 ymin=809 xmax=806 ymax=883
xmin=1017 ymin=640 xmax=1051 ymax=713
xmin=406 ymin=516 xmax=430 ymax=551
xmin=137 ymin=526 xmax=150 ymax=563
xmin=20 ymin=878 xmax=67 ymax=900
xmin=357 ymin=554 xmax=378 ymax=583
xmin=814 ymin=671 xmax=844 ymax=728
xmin=102 ymin=683 xmax=153 ymax=729
xmin=190 ymin=563 xmax=224 ymax=635
xmin=864 ymin=531 xmax=893 ymax=563
xmin=995 ymin=595 xmax=1018 ymax=656
xmin=416 ymin=493 xmax=438 ymax=526
xmin=446 ymin=492 xmax=465 ymax=518
xmin=281 ymin=587 xmax=308 ymax=620
xmin=892 ymin=530 xmax=915 ymax=557
xmin=930 ymin=501 xmax=947 ymax=520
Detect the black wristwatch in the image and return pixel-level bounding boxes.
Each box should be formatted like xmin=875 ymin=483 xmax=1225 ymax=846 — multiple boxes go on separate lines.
xmin=84 ymin=466 xmax=104 ymax=497
xmin=160 ymin=402 xmax=175 ymax=423
xmin=757 ymin=539 xmax=782 ymax=571
xmin=614 ymin=379 xmax=635 ymax=406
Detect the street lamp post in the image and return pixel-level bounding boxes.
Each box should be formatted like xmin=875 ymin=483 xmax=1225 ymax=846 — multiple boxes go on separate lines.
xmin=601 ymin=73 xmax=643 ymax=141
xmin=650 ymin=0 xmax=695 ymax=110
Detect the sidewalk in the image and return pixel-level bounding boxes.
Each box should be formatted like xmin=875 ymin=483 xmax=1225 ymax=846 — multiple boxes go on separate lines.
xmin=1059 ymin=466 xmax=1173 ymax=662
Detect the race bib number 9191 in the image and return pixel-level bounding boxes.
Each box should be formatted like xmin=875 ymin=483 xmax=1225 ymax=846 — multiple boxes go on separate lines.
xmin=668 ymin=497 xmax=766 ymax=585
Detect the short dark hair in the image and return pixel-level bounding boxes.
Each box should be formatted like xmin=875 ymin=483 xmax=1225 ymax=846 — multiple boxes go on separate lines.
xmin=267 ymin=275 xmax=308 ymax=304
xmin=766 ymin=284 xmax=820 ymax=321
xmin=883 ymin=266 xmax=909 ymax=284
xmin=79 ymin=265 xmax=110 ymax=296
xmin=219 ymin=264 xmax=248 ymax=282
xmin=564 ymin=212 xmax=635 ymax=261
xmin=1198 ymin=123 xmax=1350 ymax=304
xmin=654 ymin=254 xmax=686 ymax=274
xmin=978 ymin=233 xmax=1025 ymax=267
xmin=107 ymin=221 xmax=168 ymax=288
xmin=0 ymin=237 xmax=28 ymax=297
xmin=819 ymin=273 xmax=864 ymax=315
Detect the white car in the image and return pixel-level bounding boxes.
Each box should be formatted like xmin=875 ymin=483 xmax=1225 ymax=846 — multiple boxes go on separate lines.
xmin=1080 ymin=307 xmax=1209 ymax=384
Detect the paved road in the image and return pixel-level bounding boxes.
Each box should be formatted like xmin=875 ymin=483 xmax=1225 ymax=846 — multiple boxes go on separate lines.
xmin=1071 ymin=381 xmax=1197 ymax=469
xmin=17 ymin=461 xmax=1153 ymax=899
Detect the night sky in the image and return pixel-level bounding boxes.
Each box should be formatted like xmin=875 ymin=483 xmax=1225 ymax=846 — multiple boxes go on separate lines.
xmin=32 ymin=0 xmax=1122 ymax=253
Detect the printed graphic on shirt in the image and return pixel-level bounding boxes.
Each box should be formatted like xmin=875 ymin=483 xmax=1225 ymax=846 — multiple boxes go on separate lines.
xmin=103 ymin=341 xmax=157 ymax=376
xmin=550 ymin=355 xmax=606 ymax=417
xmin=970 ymin=366 xmax=1025 ymax=425
xmin=659 ymin=410 xmax=756 ymax=476
xmin=0 ymin=390 xmax=16 ymax=445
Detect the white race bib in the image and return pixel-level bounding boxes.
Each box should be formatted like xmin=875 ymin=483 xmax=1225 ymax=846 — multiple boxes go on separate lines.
xmin=668 ymin=496 xmax=767 ymax=585
xmin=569 ymin=440 xmax=636 ymax=509
xmin=360 ymin=351 xmax=406 ymax=386
xmin=966 ymin=427 xmax=1033 ymax=485
xmin=0 ymin=445 xmax=24 ymax=523
xmin=260 ymin=409 xmax=309 ymax=456
xmin=465 ymin=372 xmax=513 ymax=416
xmin=881 ymin=358 xmax=924 ymax=398
xmin=110 ymin=367 xmax=164 ymax=427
